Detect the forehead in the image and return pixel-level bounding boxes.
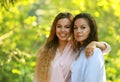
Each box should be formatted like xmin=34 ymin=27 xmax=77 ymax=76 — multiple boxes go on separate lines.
xmin=57 ymin=18 xmax=71 ymax=24
xmin=75 ymin=18 xmax=88 ymax=24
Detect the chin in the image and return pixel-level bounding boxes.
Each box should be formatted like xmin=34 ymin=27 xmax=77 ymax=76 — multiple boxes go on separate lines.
xmin=76 ymin=39 xmax=84 ymax=42
xmin=60 ymin=38 xmax=68 ymax=41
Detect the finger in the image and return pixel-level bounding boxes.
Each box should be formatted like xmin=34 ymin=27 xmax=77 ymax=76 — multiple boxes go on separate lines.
xmin=85 ymin=48 xmax=90 ymax=58
xmin=86 ymin=48 xmax=94 ymax=58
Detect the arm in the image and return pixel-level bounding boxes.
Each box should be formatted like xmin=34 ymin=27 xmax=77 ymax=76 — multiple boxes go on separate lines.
xmin=85 ymin=41 xmax=111 ymax=58
xmin=84 ymin=48 xmax=106 ymax=82
xmin=98 ymin=42 xmax=111 ymax=54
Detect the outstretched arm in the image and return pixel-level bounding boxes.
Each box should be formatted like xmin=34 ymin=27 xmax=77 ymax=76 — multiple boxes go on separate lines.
xmin=85 ymin=41 xmax=111 ymax=58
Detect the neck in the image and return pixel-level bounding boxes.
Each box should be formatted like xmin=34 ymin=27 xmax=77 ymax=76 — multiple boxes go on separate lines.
xmin=58 ymin=40 xmax=68 ymax=54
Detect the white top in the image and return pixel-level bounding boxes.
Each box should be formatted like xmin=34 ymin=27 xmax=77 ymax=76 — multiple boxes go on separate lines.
xmin=71 ymin=48 xmax=106 ymax=82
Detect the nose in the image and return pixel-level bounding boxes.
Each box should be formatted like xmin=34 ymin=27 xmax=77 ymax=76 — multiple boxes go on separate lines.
xmin=61 ymin=27 xmax=65 ymax=32
xmin=77 ymin=27 xmax=81 ymax=32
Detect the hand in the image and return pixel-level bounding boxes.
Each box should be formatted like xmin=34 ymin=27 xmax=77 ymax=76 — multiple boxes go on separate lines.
xmin=85 ymin=41 xmax=97 ymax=58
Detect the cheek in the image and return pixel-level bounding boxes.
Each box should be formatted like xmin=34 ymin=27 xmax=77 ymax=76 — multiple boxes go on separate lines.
xmin=66 ymin=29 xmax=71 ymax=34
xmin=56 ymin=28 xmax=60 ymax=33
xmin=85 ymin=29 xmax=90 ymax=37
xmin=68 ymin=29 xmax=71 ymax=34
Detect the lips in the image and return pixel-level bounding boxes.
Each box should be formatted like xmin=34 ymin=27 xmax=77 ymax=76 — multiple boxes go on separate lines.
xmin=76 ymin=34 xmax=83 ymax=37
xmin=60 ymin=34 xmax=67 ymax=37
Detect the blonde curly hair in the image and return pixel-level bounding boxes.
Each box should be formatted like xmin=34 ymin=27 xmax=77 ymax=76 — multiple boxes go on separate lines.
xmin=35 ymin=12 xmax=73 ymax=82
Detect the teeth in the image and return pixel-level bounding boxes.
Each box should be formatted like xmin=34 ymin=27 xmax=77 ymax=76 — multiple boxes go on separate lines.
xmin=60 ymin=34 xmax=66 ymax=37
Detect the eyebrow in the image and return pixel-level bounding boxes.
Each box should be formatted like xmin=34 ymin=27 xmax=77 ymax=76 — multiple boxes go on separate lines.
xmin=56 ymin=24 xmax=71 ymax=26
xmin=74 ymin=24 xmax=87 ymax=27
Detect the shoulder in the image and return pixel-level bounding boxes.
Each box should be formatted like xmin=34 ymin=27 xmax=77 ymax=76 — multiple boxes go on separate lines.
xmin=94 ymin=48 xmax=103 ymax=54
xmin=88 ymin=48 xmax=104 ymax=64
xmin=91 ymin=48 xmax=103 ymax=58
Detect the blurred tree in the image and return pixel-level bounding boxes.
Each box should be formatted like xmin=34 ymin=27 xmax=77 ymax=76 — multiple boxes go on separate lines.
xmin=0 ymin=0 xmax=18 ymax=10
xmin=0 ymin=0 xmax=120 ymax=82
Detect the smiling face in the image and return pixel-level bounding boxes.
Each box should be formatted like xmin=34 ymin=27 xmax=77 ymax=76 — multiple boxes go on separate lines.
xmin=56 ymin=18 xmax=71 ymax=42
xmin=56 ymin=18 xmax=71 ymax=41
xmin=74 ymin=18 xmax=90 ymax=44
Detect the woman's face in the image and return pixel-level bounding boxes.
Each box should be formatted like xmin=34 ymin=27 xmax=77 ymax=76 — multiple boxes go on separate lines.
xmin=74 ymin=18 xmax=90 ymax=44
xmin=56 ymin=18 xmax=71 ymax=41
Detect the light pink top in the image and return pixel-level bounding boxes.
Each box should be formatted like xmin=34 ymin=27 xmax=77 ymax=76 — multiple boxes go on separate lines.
xmin=50 ymin=41 xmax=75 ymax=82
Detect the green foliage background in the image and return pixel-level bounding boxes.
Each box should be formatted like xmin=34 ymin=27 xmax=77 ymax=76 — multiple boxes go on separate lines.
xmin=0 ymin=0 xmax=120 ymax=82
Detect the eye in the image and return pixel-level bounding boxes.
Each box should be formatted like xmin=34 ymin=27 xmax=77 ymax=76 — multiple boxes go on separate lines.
xmin=56 ymin=25 xmax=61 ymax=28
xmin=65 ymin=26 xmax=70 ymax=28
xmin=81 ymin=26 xmax=86 ymax=29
